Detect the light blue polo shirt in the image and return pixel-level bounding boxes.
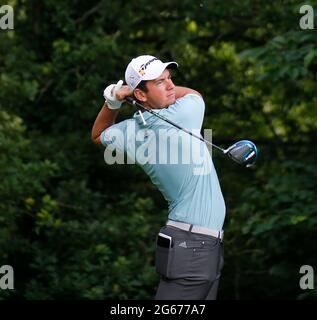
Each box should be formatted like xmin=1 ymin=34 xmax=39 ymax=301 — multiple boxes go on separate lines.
xmin=101 ymin=94 xmax=226 ymax=230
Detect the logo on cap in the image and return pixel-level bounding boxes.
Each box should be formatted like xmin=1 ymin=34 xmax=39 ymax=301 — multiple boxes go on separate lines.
xmin=138 ymin=57 xmax=158 ymax=75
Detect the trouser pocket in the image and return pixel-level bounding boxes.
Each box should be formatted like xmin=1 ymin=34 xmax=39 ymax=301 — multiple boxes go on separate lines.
xmin=155 ymin=241 xmax=192 ymax=279
xmin=155 ymin=228 xmax=221 ymax=280
xmin=155 ymin=246 xmax=174 ymax=277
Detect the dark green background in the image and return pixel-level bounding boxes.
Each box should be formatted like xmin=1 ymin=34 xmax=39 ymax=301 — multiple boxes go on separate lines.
xmin=1 ymin=0 xmax=316 ymax=299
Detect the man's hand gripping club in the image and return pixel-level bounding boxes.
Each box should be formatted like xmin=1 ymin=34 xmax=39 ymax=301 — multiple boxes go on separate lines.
xmin=103 ymin=80 xmax=132 ymax=109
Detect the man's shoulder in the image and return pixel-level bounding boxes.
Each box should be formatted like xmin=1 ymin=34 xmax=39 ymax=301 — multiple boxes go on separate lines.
xmin=177 ymin=93 xmax=203 ymax=103
xmin=160 ymin=93 xmax=205 ymax=130
xmin=169 ymin=93 xmax=204 ymax=111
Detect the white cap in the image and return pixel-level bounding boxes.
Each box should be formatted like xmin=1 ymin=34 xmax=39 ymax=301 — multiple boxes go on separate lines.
xmin=125 ymin=55 xmax=178 ymax=90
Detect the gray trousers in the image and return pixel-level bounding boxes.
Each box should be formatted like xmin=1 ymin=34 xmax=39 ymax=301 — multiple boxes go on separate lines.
xmin=154 ymin=225 xmax=224 ymax=300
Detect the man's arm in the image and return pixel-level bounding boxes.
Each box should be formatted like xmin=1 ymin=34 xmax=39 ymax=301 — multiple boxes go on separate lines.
xmin=91 ymin=85 xmax=200 ymax=144
xmin=91 ymin=82 xmax=132 ymax=145
xmin=91 ymin=103 xmax=120 ymax=145
xmin=175 ymin=86 xmax=202 ymax=99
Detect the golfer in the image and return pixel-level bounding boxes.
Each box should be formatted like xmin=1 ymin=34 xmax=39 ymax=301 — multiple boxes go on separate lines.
xmin=91 ymin=55 xmax=226 ymax=300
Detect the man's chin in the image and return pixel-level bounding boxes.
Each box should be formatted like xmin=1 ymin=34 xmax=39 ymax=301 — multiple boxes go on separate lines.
xmin=162 ymin=101 xmax=175 ymax=108
xmin=168 ymin=96 xmax=176 ymax=105
xmin=160 ymin=96 xmax=176 ymax=108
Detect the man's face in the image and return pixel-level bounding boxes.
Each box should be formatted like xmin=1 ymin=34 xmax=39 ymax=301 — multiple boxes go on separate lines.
xmin=139 ymin=69 xmax=176 ymax=109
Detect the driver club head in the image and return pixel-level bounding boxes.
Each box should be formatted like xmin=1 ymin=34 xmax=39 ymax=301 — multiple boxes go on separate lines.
xmin=225 ymin=140 xmax=258 ymax=167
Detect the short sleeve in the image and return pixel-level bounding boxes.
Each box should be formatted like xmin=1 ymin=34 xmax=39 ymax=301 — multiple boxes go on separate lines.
xmin=100 ymin=121 xmax=127 ymax=152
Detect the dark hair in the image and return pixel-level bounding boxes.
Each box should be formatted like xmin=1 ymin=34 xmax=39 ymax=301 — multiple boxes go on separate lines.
xmin=135 ymin=80 xmax=148 ymax=93
xmin=133 ymin=80 xmax=148 ymax=102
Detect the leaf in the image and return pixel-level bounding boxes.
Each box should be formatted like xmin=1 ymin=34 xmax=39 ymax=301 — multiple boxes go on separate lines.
xmin=304 ymin=50 xmax=317 ymax=67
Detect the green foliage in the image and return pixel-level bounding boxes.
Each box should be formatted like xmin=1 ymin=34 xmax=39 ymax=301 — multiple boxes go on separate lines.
xmin=21 ymin=192 xmax=161 ymax=300
xmin=242 ymin=32 xmax=317 ymax=82
xmin=1 ymin=0 xmax=316 ymax=300
xmin=223 ymin=159 xmax=317 ymax=299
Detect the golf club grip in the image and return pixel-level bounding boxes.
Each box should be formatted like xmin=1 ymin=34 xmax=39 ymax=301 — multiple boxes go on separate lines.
xmin=125 ymin=96 xmax=135 ymax=104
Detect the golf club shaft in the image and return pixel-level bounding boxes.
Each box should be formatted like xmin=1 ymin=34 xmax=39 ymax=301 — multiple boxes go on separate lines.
xmin=125 ymin=97 xmax=225 ymax=153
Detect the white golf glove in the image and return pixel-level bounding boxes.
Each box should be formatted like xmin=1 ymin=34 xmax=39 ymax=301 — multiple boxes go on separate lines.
xmin=103 ymin=80 xmax=124 ymax=109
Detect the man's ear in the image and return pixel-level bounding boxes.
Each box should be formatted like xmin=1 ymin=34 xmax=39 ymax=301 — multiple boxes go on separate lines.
xmin=134 ymin=88 xmax=147 ymax=102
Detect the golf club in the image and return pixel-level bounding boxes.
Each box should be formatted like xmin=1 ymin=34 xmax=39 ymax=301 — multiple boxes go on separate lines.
xmin=125 ymin=97 xmax=258 ymax=167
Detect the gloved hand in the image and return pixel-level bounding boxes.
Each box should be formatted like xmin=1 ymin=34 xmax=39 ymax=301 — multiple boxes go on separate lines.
xmin=103 ymin=80 xmax=124 ymax=109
